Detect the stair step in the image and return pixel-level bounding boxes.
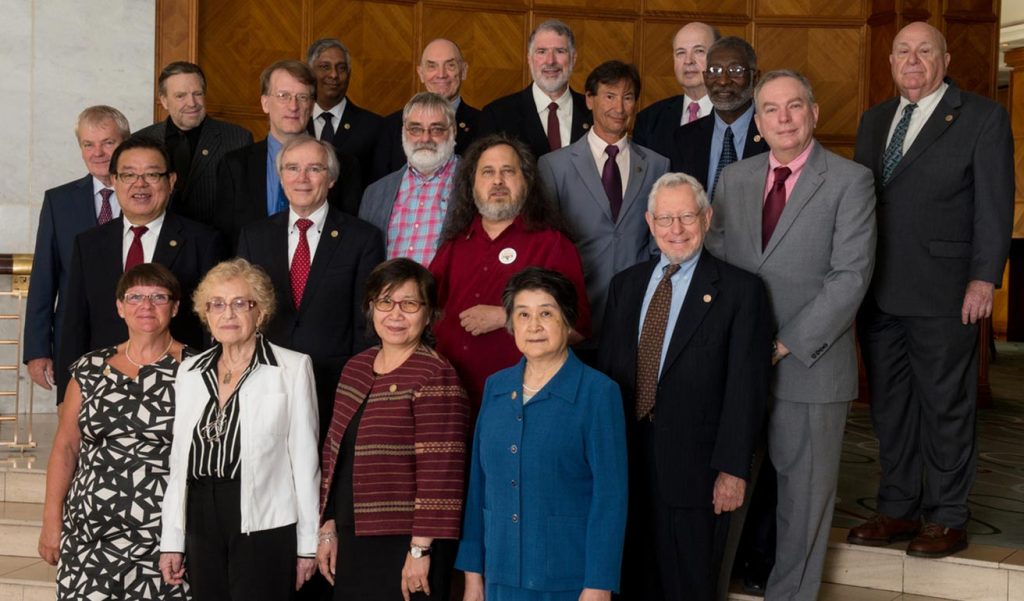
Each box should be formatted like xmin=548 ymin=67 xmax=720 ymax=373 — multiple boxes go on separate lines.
xmin=0 ymin=469 xmax=46 ymax=504
xmin=0 ymin=501 xmax=43 ymax=558
xmin=0 ymin=554 xmax=56 ymax=601
xmin=729 ymin=581 xmax=953 ymax=600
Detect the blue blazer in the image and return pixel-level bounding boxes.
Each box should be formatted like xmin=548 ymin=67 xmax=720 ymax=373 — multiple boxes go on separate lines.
xmin=23 ymin=175 xmax=99 ymax=363
xmin=455 ymin=351 xmax=628 ymax=593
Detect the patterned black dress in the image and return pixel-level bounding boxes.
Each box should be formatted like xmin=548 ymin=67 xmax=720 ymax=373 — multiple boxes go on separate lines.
xmin=57 ymin=346 xmax=192 ymax=600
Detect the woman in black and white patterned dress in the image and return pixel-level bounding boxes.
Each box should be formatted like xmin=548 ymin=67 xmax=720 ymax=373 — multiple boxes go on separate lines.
xmin=39 ymin=264 xmax=192 ymax=600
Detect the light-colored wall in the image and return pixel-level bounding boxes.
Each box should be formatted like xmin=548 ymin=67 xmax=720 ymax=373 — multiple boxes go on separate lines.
xmin=0 ymin=0 xmax=156 ymax=254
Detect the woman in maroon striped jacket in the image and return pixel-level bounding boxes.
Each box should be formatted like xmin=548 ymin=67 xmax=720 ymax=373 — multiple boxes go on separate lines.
xmin=316 ymin=257 xmax=470 ymax=601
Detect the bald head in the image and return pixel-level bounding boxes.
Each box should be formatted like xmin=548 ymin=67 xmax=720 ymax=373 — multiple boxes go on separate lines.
xmin=418 ymin=38 xmax=468 ymax=102
xmin=673 ymin=22 xmax=720 ymax=97
xmin=890 ymin=21 xmax=950 ymax=102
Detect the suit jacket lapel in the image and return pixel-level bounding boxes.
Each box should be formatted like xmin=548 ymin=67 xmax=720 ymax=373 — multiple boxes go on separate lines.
xmin=249 ymin=140 xmax=269 ymax=218
xmin=661 ymin=252 xmax=718 ymax=375
xmin=761 ymin=142 xmax=826 ymax=262
xmin=299 ymin=209 xmax=344 ymax=315
xmin=74 ymin=175 xmax=99 ymax=227
xmin=740 ymin=154 xmax=770 ymax=259
xmin=868 ymin=98 xmax=900 ymax=174
xmin=152 ymin=212 xmax=184 ymax=269
xmin=569 ymin=140 xmax=614 ymax=222
xmin=570 ymin=89 xmax=592 ymax=140
xmin=100 ymin=218 xmax=127 ymax=281
xmin=187 ymin=120 xmax=222 ymax=192
xmin=691 ymin=118 xmax=714 ymax=188
xmin=620 ymin=143 xmax=649 ymax=220
xmin=887 ymin=86 xmax=961 ymax=183
xmin=619 ymin=260 xmax=653 ymax=377
xmin=518 ymin=86 xmax=550 ymax=155
xmin=744 ymin=120 xmax=768 ymax=158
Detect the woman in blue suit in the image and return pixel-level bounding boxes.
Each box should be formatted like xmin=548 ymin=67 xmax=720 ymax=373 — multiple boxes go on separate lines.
xmin=456 ymin=267 xmax=628 ymax=601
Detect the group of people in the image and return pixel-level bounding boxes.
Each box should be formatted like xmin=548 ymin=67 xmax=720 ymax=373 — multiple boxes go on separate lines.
xmin=25 ymin=13 xmax=1012 ymax=601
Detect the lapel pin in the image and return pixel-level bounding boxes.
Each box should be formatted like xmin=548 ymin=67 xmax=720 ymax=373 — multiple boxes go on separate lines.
xmin=944 ymin=114 xmax=953 ymax=122
xmin=169 ymin=240 xmax=178 ymax=247
xmin=703 ymin=294 xmax=712 ymax=303
xmin=344 ymin=123 xmax=351 ymax=130
xmin=583 ymin=123 xmax=590 ymax=129
xmin=753 ymin=134 xmax=762 ymax=143
xmin=389 ymin=384 xmax=398 ymax=392
xmin=511 ymin=391 xmax=517 ymax=400
xmin=459 ymin=122 xmax=467 ymax=129
xmin=330 ymin=230 xmax=339 ymax=238
xmin=201 ymin=149 xmax=209 ymax=156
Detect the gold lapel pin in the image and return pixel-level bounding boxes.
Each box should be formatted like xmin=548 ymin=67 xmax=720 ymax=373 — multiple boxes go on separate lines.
xmin=703 ymin=294 xmax=712 ymax=303
xmin=944 ymin=114 xmax=953 ymax=122
xmin=330 ymin=230 xmax=339 ymax=238
xmin=753 ymin=134 xmax=762 ymax=143
xmin=169 ymin=240 xmax=178 ymax=247
xmin=459 ymin=122 xmax=467 ymax=129
xmin=583 ymin=123 xmax=590 ymax=129
xmin=344 ymin=123 xmax=351 ymax=130
xmin=511 ymin=391 xmax=517 ymax=400
xmin=389 ymin=384 xmax=398 ymax=392
xmin=201 ymin=149 xmax=209 ymax=156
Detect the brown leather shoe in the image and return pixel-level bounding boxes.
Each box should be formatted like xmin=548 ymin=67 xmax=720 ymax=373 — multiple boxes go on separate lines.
xmin=906 ymin=522 xmax=967 ymax=558
xmin=847 ymin=513 xmax=920 ymax=546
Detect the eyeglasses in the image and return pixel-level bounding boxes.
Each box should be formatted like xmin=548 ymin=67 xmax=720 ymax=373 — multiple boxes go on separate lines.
xmin=282 ymin=164 xmax=328 ymax=177
xmin=115 ymin=172 xmax=168 ymax=185
xmin=206 ymin=298 xmax=258 ymax=313
xmin=122 ymin=292 xmax=174 ymax=305
xmin=373 ymin=297 xmax=425 ymax=313
xmin=651 ymin=212 xmax=702 ymax=228
xmin=705 ymin=65 xmax=750 ymax=79
xmin=404 ymin=124 xmax=450 ymax=138
xmin=270 ymin=91 xmax=313 ymax=105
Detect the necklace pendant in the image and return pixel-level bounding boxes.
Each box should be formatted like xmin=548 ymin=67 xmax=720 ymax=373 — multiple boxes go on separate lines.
xmin=222 ymin=369 xmax=232 ymax=385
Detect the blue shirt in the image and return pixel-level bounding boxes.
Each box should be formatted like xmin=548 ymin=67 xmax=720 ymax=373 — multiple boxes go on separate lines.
xmin=707 ymin=106 xmax=755 ymax=197
xmin=265 ymin=135 xmax=284 ymax=216
xmin=637 ymin=251 xmax=701 ymax=377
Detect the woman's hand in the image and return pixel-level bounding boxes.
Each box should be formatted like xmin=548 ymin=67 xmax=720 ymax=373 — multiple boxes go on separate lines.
xmin=579 ymin=588 xmax=611 ymax=601
xmin=401 ymin=551 xmax=431 ymax=601
xmin=296 ymin=557 xmax=317 ymax=590
xmin=37 ymin=518 xmax=61 ymax=565
xmin=316 ymin=521 xmax=338 ymax=585
xmin=159 ymin=552 xmax=186 ymax=585
xmin=463 ymin=571 xmax=485 ymax=601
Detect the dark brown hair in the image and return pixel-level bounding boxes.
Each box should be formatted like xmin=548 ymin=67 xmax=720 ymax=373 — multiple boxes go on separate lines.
xmin=116 ymin=263 xmax=181 ymax=301
xmin=363 ymin=258 xmax=440 ymax=343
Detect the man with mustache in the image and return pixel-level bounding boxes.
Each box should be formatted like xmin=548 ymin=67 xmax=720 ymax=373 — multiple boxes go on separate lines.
xmin=634 ymin=21 xmax=719 ymax=158
xmin=371 ymin=39 xmax=480 ymax=182
xmin=428 ymin=134 xmax=590 ymax=411
xmin=538 ymin=60 xmax=669 ymax=362
xmin=306 ymin=38 xmax=382 ymax=191
xmin=476 ymin=20 xmax=592 ymax=161
xmin=359 ymin=92 xmax=459 ymax=265
xmin=668 ymin=37 xmax=768 ymax=199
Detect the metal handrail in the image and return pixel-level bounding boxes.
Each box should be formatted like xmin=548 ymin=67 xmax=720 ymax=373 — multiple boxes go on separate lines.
xmin=0 ymin=253 xmax=36 ymax=452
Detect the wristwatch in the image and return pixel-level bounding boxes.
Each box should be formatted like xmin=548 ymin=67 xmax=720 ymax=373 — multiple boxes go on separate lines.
xmin=410 ymin=543 xmax=432 ymax=559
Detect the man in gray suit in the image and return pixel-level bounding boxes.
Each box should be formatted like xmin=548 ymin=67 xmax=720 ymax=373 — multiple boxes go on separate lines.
xmin=705 ymin=70 xmax=876 ymax=601
xmin=538 ymin=60 xmax=669 ymax=352
xmin=136 ymin=62 xmax=252 ymax=225
xmin=358 ymin=92 xmax=457 ymax=266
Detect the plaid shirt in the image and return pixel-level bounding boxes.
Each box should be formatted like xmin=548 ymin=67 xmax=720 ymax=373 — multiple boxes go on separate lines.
xmin=387 ymin=156 xmax=458 ymax=265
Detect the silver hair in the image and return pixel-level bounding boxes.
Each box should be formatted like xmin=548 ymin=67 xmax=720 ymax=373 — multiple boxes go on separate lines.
xmin=306 ymin=38 xmax=351 ymax=72
xmin=275 ymin=135 xmax=340 ymax=184
xmin=528 ymin=19 xmax=576 ymax=54
xmin=402 ymin=92 xmax=456 ymax=129
xmin=76 ymin=105 xmax=130 ymax=141
xmin=647 ymin=172 xmax=710 ymax=213
xmin=754 ymin=69 xmax=815 ymax=113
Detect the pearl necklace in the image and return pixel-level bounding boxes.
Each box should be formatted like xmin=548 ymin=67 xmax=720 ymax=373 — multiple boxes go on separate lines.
xmin=124 ymin=338 xmax=174 ymax=369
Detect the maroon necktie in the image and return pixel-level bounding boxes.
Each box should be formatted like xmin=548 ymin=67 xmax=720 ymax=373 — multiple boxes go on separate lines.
xmin=762 ymin=167 xmax=792 ymax=250
xmin=97 ymin=189 xmax=114 ymax=225
xmin=686 ymin=101 xmax=700 ymax=124
xmin=635 ymin=263 xmax=681 ymax=420
xmin=124 ymin=226 xmax=148 ymax=271
xmin=291 ymin=219 xmax=314 ymax=308
xmin=602 ymin=145 xmax=623 ymax=222
xmin=547 ymin=102 xmax=561 ymax=152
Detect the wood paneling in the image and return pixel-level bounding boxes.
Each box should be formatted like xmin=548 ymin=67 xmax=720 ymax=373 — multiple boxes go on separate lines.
xmin=755 ymin=0 xmax=864 ymax=19
xmin=642 ymin=0 xmax=748 ymax=18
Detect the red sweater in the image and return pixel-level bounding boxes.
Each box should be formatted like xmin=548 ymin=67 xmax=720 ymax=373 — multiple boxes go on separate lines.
xmin=319 ymin=345 xmax=470 ymax=538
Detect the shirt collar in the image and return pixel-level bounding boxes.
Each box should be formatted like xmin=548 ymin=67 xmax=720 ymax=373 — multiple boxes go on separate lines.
xmin=314 ymin=98 xmax=347 ymax=122
xmin=712 ymin=104 xmax=755 ymax=135
xmin=467 ymin=214 xmax=524 ymax=241
xmin=92 ymin=177 xmax=114 ymax=195
xmin=450 ymin=96 xmax=462 ymax=112
xmin=532 ymin=83 xmax=571 ymax=115
xmin=769 ymin=139 xmax=815 ymax=172
xmin=586 ymin=128 xmax=627 ymax=155
xmin=289 ymin=201 xmax=329 ymax=232
xmin=409 ymin=154 xmax=458 ymax=182
xmin=123 ymin=210 xmax=166 ymax=231
xmin=656 ymin=247 xmax=701 ymax=276
xmin=899 ymin=81 xmax=947 ymax=114
xmin=489 ymin=351 xmax=585 ymax=404
xmin=189 ymin=333 xmax=278 ymax=372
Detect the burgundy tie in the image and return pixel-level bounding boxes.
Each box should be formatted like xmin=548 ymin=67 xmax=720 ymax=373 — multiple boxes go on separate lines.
xmin=547 ymin=102 xmax=561 ymax=152
xmin=603 ymin=145 xmax=623 ymax=222
xmin=686 ymin=101 xmax=700 ymax=124
xmin=291 ymin=219 xmax=314 ymax=308
xmin=97 ymin=189 xmax=114 ymax=225
xmin=125 ymin=226 xmax=147 ymax=271
xmin=762 ymin=167 xmax=792 ymax=250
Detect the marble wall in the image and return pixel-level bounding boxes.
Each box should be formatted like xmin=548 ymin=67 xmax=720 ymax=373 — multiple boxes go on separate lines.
xmin=0 ymin=0 xmax=156 ymax=254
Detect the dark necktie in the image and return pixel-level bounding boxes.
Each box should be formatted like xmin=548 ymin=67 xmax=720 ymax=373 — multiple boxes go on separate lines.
xmin=602 ymin=145 xmax=623 ymax=222
xmin=320 ymin=112 xmax=336 ymax=145
xmin=97 ymin=188 xmax=114 ymax=225
xmin=711 ymin=126 xmax=737 ymax=197
xmin=762 ymin=166 xmax=792 ymax=250
xmin=686 ymin=101 xmax=700 ymax=123
xmin=881 ymin=103 xmax=917 ymax=184
xmin=635 ymin=263 xmax=681 ymax=420
xmin=547 ymin=102 xmax=561 ymax=152
xmin=291 ymin=219 xmax=314 ymax=308
xmin=125 ymin=226 xmax=148 ymax=271
xmin=171 ymin=131 xmax=192 ymax=198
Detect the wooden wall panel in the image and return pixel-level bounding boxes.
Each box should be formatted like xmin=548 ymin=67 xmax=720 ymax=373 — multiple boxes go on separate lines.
xmin=944 ymin=20 xmax=999 ymax=97
xmin=642 ymin=0 xmax=748 ymax=18
xmin=755 ymin=0 xmax=864 ymax=19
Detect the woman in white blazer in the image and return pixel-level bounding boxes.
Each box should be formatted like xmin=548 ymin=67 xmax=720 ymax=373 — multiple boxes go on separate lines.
xmin=159 ymin=258 xmax=320 ymax=601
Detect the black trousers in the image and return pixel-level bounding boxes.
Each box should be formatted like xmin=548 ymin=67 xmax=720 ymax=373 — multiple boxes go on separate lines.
xmin=858 ymin=300 xmax=979 ymax=528
xmin=185 ymin=478 xmax=297 ymax=601
xmin=619 ymin=420 xmax=728 ymax=601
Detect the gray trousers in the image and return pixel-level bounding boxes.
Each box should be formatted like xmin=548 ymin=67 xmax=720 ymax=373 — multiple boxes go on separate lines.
xmin=765 ymin=399 xmax=850 ymax=601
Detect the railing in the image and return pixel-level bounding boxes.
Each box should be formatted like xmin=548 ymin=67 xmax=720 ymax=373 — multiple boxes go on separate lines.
xmin=0 ymin=253 xmax=37 ymax=451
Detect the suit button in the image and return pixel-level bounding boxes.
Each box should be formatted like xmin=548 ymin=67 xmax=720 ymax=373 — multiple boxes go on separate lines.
xmin=510 ymin=444 xmax=518 ymax=454
xmin=516 ymin=414 xmax=522 ymax=421
xmin=511 ymin=480 xmax=517 ymax=487
xmin=511 ymin=514 xmax=519 ymax=523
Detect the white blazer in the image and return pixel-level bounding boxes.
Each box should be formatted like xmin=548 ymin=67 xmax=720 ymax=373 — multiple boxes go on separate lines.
xmin=160 ymin=340 xmax=321 ymax=556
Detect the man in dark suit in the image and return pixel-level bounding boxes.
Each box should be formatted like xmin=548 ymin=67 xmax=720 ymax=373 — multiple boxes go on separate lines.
xmin=135 ymin=62 xmax=252 ymax=225
xmin=848 ymin=22 xmax=1014 ymax=558
xmin=477 ymin=19 xmax=591 ymax=160
xmin=306 ymin=38 xmax=382 ymax=189
xmin=57 ymin=136 xmax=225 ymax=402
xmin=371 ymin=38 xmax=479 ymax=181
xmin=633 ymin=22 xmax=719 ymax=157
xmin=669 ymin=36 xmax=767 ymax=198
xmin=215 ymin=60 xmax=360 ymax=247
xmin=599 ymin=172 xmax=772 ymax=601
xmin=24 ymin=106 xmax=130 ymax=397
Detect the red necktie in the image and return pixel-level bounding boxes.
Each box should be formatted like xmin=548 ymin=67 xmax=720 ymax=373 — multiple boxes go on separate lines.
xmin=125 ymin=226 xmax=148 ymax=271
xmin=97 ymin=189 xmax=114 ymax=225
xmin=762 ymin=167 xmax=792 ymax=250
xmin=686 ymin=101 xmax=700 ymax=124
xmin=547 ymin=102 xmax=561 ymax=152
xmin=291 ymin=218 xmax=314 ymax=308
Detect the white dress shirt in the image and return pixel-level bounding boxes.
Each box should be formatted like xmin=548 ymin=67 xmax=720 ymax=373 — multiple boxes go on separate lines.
xmin=287 ymin=202 xmax=329 ymax=267
xmin=680 ymin=94 xmax=714 ymax=125
xmin=121 ymin=212 xmax=165 ymax=268
xmin=91 ymin=178 xmax=121 ymax=220
xmin=886 ymin=82 xmax=948 ymax=154
xmin=586 ymin=129 xmax=630 ymax=194
xmin=312 ymin=98 xmax=347 ymax=139
xmin=532 ymin=83 xmax=572 ymax=148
